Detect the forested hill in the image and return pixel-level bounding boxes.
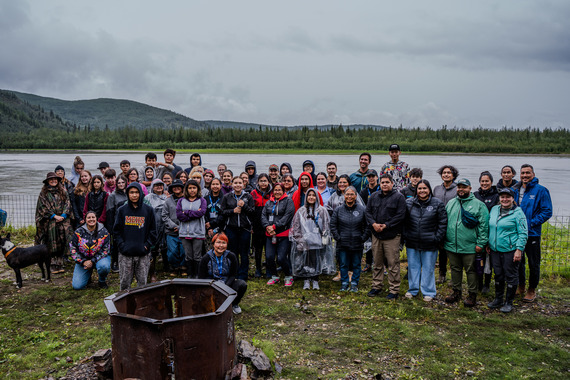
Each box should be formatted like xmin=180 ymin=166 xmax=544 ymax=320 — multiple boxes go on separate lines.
xmin=7 ymin=90 xmax=208 ymax=130
xmin=0 ymin=90 xmax=71 ymax=132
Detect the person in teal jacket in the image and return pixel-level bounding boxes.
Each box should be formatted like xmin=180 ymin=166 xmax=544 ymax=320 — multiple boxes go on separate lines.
xmin=444 ymin=178 xmax=489 ymax=308
xmin=487 ymin=188 xmax=528 ymax=313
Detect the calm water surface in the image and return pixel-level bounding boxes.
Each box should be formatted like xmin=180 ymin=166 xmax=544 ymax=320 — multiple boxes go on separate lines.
xmin=0 ymin=151 xmax=568 ymax=214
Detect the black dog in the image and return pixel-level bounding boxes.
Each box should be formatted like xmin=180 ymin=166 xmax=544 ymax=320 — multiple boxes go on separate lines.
xmin=0 ymin=233 xmax=51 ymax=288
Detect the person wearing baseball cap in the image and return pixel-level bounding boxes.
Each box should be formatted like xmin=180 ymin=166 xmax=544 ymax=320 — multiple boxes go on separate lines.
xmin=443 ymin=178 xmax=489 ymax=308
xmin=97 ymin=161 xmax=110 ymax=176
xmin=486 ymin=186 xmax=528 ymax=312
xmin=380 ymin=144 xmax=410 ymax=191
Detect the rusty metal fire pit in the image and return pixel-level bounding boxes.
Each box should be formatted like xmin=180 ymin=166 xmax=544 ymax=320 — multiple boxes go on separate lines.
xmin=104 ymin=278 xmax=237 ymax=380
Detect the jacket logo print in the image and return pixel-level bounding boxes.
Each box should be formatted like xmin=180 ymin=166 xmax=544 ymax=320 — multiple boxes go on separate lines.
xmin=125 ymin=216 xmax=145 ymax=228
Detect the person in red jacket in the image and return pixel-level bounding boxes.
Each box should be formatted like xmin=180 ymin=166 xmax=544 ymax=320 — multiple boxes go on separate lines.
xmin=291 ymin=171 xmax=323 ymax=211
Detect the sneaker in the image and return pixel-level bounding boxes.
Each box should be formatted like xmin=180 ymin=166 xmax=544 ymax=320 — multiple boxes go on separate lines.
xmin=423 ymin=296 xmax=433 ymax=302
xmin=367 ymin=288 xmax=381 ymax=297
xmin=332 ymin=271 xmax=341 ymax=282
xmin=267 ymin=277 xmax=280 ymax=285
xmin=386 ymin=293 xmax=399 ymax=300
xmin=98 ymin=281 xmax=109 ymax=289
xmin=232 ymin=305 xmax=242 ymax=315
xmin=111 ymin=262 xmax=119 ymax=273
xmin=312 ymin=280 xmax=320 ymax=290
xmin=405 ymin=292 xmax=414 ymax=299
xmin=340 ymin=283 xmax=349 ymax=291
xmin=284 ymin=277 xmax=294 ymax=287
xmin=362 ymin=264 xmax=371 ymax=273
xmin=303 ymin=280 xmax=311 ymax=290
xmin=350 ymin=284 xmax=358 ymax=293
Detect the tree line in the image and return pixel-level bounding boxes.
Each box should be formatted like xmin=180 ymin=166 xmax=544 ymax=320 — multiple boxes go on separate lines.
xmin=1 ymin=124 xmax=568 ymax=153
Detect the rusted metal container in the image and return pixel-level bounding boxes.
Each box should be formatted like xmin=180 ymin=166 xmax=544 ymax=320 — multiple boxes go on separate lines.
xmin=104 ymin=278 xmax=237 ymax=380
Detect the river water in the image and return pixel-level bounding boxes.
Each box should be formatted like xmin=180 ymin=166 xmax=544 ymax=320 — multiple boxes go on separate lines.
xmin=0 ymin=151 xmax=568 ymax=216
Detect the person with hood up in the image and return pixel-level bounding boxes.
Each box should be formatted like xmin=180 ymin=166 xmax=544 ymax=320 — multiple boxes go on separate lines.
xmin=245 ymin=161 xmax=258 ymax=188
xmin=291 ymin=171 xmax=323 ymax=211
xmin=113 ymin=182 xmax=158 ymax=290
xmin=184 ymin=153 xmax=203 ymax=175
xmin=176 ymin=180 xmax=207 ymax=278
xmin=289 ymin=188 xmax=334 ymax=290
xmin=106 ymin=174 xmax=128 ymax=272
xmin=147 ymin=179 xmax=169 ymax=282
xmin=280 ymin=162 xmax=293 ymax=178
xmin=251 ymin=174 xmax=273 ymax=277
xmin=68 ymin=156 xmax=85 ymax=186
xmin=70 ymin=211 xmax=111 ymax=289
xmin=301 ymin=160 xmax=317 ymax=184
xmin=282 ymin=173 xmax=297 ymax=197
xmin=161 ymin=179 xmax=186 ymax=275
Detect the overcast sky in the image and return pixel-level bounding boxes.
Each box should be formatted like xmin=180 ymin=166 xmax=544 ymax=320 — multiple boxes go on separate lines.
xmin=1 ymin=0 xmax=568 ymax=128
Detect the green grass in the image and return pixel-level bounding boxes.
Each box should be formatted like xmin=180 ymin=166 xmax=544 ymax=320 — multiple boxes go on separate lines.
xmin=0 ymin=227 xmax=568 ymax=379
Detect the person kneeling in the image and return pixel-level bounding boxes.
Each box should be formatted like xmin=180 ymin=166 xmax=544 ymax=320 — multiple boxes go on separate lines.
xmin=70 ymin=211 xmax=111 ymax=289
xmin=199 ymin=232 xmax=247 ymax=315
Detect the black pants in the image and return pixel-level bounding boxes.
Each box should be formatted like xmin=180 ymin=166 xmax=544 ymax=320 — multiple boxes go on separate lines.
xmin=229 ymin=278 xmax=248 ymax=306
xmin=251 ymin=228 xmax=265 ymax=272
xmin=490 ymin=250 xmax=519 ymax=287
xmin=438 ymin=248 xmax=447 ymax=276
xmin=519 ymin=236 xmax=541 ymax=289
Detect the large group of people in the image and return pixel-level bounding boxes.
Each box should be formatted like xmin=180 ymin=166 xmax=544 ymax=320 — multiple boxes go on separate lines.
xmin=34 ymin=145 xmax=553 ymax=314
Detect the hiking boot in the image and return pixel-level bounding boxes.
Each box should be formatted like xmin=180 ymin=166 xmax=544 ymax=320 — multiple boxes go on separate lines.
xmin=386 ymin=293 xmax=399 ymax=300
xmin=367 ymin=288 xmax=381 ymax=297
xmin=98 ymin=281 xmax=109 ymax=289
xmin=523 ymin=288 xmax=536 ymax=303
xmin=303 ymin=280 xmax=311 ymax=290
xmin=500 ymin=302 xmax=513 ymax=313
xmin=284 ymin=276 xmax=294 ymax=287
xmin=445 ymin=289 xmax=461 ymax=304
xmin=254 ymin=269 xmax=262 ymax=278
xmin=463 ymin=293 xmax=477 ymax=308
xmin=312 ymin=280 xmax=320 ymax=290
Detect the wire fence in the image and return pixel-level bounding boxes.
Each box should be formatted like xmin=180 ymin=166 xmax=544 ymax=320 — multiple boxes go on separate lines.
xmin=0 ymin=195 xmax=569 ymax=275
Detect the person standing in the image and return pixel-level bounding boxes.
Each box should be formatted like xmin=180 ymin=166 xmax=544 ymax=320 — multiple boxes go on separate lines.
xmin=349 ymin=153 xmax=371 ymax=193
xmin=487 ymin=188 xmax=528 ymax=313
xmin=113 ymin=182 xmax=157 ymax=290
xmin=251 ymin=174 xmax=273 ymax=278
xmin=245 ymin=161 xmax=258 ymax=188
xmin=514 ymin=164 xmax=553 ymax=302
xmin=365 ymin=173 xmax=407 ymax=299
xmin=326 ymin=162 xmax=339 ymax=190
xmin=403 ymin=180 xmax=447 ymax=302
xmin=443 ymin=179 xmax=489 ymax=307
xmin=380 ymin=144 xmax=410 ymax=191
xmin=400 ymin=168 xmax=423 ymax=199
xmin=359 ymin=169 xmax=380 ymax=205
xmin=161 ymin=179 xmax=186 ymax=275
xmin=433 ymin=164 xmax=459 ymax=284
xmin=496 ymin=165 xmax=520 ymax=191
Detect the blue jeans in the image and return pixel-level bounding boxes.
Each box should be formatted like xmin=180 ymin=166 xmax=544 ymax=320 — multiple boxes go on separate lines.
xmin=72 ymin=256 xmax=111 ymax=290
xmin=406 ymin=248 xmax=437 ymax=297
xmin=338 ymin=249 xmax=362 ymax=286
xmin=225 ymin=227 xmax=251 ymax=280
xmin=166 ymin=235 xmax=185 ymax=269
xmin=265 ymin=236 xmax=291 ymax=277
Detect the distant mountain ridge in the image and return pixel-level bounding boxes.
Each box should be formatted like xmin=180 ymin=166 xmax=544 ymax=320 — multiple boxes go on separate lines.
xmin=2 ymin=89 xmax=387 ymax=131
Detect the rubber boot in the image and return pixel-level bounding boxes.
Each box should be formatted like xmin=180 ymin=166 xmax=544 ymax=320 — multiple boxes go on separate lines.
xmin=500 ymin=284 xmax=517 ymax=313
xmin=487 ymin=281 xmax=504 ymax=309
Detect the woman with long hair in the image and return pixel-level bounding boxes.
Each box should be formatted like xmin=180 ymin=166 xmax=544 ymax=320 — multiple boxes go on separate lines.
xmin=83 ymin=175 xmax=108 ymax=223
xmin=71 ymin=170 xmax=92 ymax=227
xmin=175 ymin=170 xmax=188 ymax=185
xmin=126 ymin=168 xmax=149 ymax=195
xmin=221 ymin=170 xmax=234 ymax=195
xmin=106 ymin=174 xmax=128 ymax=272
xmin=35 ymin=172 xmax=74 ymax=274
xmin=251 ymin=173 xmax=273 ymax=277
xmin=315 ymin=172 xmax=334 ymax=206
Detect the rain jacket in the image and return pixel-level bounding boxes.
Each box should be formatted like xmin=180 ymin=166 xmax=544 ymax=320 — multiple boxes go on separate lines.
xmin=291 ymin=172 xmax=323 ymax=210
xmin=514 ymin=177 xmax=553 ymax=237
xmin=444 ymin=193 xmax=489 ymax=254
xmin=488 ymin=205 xmax=528 ymax=252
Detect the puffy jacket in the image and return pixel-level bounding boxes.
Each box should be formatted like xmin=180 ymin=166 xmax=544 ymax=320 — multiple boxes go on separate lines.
xmin=403 ymin=196 xmax=447 ymax=250
xmin=83 ymin=190 xmax=108 ymax=223
xmin=327 ymin=190 xmax=365 ymax=215
xmin=260 ymin=194 xmax=295 ymax=237
xmin=365 ymin=189 xmax=407 ymax=240
xmin=514 ymin=177 xmax=553 ymax=237
xmin=113 ymin=182 xmax=157 ymax=257
xmin=433 ymin=182 xmax=457 ymax=206
xmin=474 ymin=186 xmax=499 ymax=212
xmin=176 ymin=197 xmax=206 ymax=238
xmin=444 ymin=193 xmax=489 ymax=254
xmin=330 ymin=203 xmax=369 ymax=251
xmin=488 ymin=205 xmax=528 ymax=252
xmin=220 ymin=191 xmax=255 ymax=230
xmin=69 ymin=222 xmax=110 ymax=264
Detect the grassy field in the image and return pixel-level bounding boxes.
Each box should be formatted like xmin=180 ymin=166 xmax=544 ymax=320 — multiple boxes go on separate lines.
xmin=0 ymin=229 xmax=568 ymax=379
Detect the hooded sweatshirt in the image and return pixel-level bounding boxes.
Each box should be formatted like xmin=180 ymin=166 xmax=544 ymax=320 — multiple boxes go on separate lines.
xmin=113 ymin=182 xmax=157 ymax=257
xmin=280 ymin=162 xmax=293 ymax=177
xmin=291 ymin=171 xmax=323 ymax=210
xmin=301 ymin=160 xmax=317 ymax=184
xmin=245 ymin=160 xmax=258 ymax=188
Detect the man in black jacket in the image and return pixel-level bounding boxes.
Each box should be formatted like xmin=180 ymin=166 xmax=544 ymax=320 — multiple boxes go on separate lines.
xmin=365 ymin=174 xmax=407 ymax=299
xmin=113 ymin=182 xmax=157 ymax=290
